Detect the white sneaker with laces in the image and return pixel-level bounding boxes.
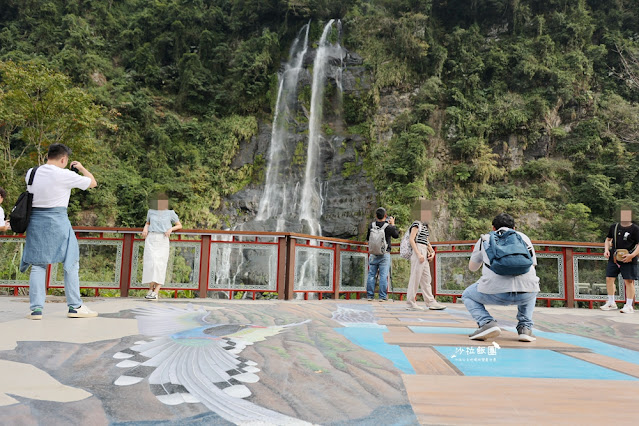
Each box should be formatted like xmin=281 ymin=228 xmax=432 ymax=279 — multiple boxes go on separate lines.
xmin=620 ymin=304 xmax=635 ymax=314
xmin=428 ymin=302 xmax=447 ymax=310
xmin=406 ymin=301 xmax=425 ymax=311
xmin=145 ymin=292 xmax=158 ymax=300
xmin=600 ymin=302 xmax=618 ymax=311
xmin=67 ymin=305 xmax=98 ymax=318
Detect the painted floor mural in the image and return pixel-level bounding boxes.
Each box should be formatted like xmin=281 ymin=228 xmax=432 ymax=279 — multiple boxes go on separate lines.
xmin=0 ymin=297 xmax=638 ymax=425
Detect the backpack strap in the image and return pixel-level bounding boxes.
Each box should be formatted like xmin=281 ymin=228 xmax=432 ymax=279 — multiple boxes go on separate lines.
xmin=27 ymin=166 xmax=39 ymax=187
xmin=614 ymin=223 xmax=618 ymax=251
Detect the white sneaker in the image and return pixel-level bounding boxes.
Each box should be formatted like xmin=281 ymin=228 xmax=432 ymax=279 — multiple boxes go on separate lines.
xmin=600 ymin=302 xmax=618 ymax=311
xmin=406 ymin=302 xmax=425 ymax=311
xmin=67 ymin=305 xmax=98 ymax=318
xmin=620 ymin=304 xmax=635 ymax=314
xmin=145 ymin=292 xmax=158 ymax=300
xmin=428 ymin=302 xmax=447 ymax=310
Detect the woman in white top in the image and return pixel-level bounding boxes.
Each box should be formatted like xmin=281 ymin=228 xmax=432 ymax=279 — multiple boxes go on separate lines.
xmin=406 ymin=201 xmax=446 ymax=310
xmin=141 ymin=193 xmax=182 ymax=300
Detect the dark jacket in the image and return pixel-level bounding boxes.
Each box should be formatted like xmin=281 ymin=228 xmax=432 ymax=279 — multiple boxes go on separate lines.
xmin=366 ymin=220 xmax=399 ymax=253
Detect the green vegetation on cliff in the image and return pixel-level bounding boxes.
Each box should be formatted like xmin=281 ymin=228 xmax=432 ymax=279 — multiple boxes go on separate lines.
xmin=1 ymin=0 xmax=639 ymax=240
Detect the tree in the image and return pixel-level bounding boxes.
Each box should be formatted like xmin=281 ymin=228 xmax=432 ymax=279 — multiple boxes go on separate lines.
xmin=0 ymin=61 xmax=106 ymax=175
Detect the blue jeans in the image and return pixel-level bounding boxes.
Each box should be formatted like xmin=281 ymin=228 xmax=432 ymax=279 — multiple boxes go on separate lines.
xmin=367 ymin=253 xmax=390 ymax=299
xmin=29 ymin=262 xmax=82 ymax=311
xmin=462 ymin=282 xmax=537 ymax=329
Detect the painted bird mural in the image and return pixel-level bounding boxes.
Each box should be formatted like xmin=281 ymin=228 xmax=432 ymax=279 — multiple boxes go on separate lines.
xmin=113 ymin=304 xmax=310 ymax=425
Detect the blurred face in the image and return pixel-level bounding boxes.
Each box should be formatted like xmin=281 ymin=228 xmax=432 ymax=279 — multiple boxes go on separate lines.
xmin=157 ymin=199 xmax=169 ymax=210
xmin=413 ymin=199 xmax=434 ymax=223
xmin=620 ymin=210 xmax=632 ymax=222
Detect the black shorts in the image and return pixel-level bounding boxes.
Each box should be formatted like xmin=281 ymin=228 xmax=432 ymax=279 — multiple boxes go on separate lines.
xmin=606 ymin=260 xmax=639 ymax=280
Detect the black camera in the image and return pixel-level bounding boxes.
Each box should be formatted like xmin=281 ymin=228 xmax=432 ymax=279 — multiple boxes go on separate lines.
xmin=70 ymin=165 xmax=79 ymax=173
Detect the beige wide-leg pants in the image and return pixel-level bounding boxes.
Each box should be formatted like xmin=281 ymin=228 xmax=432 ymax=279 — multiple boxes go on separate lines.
xmin=406 ymin=242 xmax=436 ymax=305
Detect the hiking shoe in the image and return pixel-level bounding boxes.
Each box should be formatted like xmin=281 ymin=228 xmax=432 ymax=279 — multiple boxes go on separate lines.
xmin=379 ymin=298 xmax=386 ymax=302
xmin=67 ymin=305 xmax=98 ymax=318
xmin=469 ymin=321 xmax=501 ymax=341
xmin=600 ymin=302 xmax=618 ymax=311
xmin=620 ymin=304 xmax=635 ymax=314
xmin=28 ymin=310 xmax=42 ymax=320
xmin=428 ymin=302 xmax=447 ymax=310
xmin=517 ymin=326 xmax=537 ymax=342
xmin=145 ymin=292 xmax=158 ymax=300
xmin=366 ymin=297 xmax=373 ymax=301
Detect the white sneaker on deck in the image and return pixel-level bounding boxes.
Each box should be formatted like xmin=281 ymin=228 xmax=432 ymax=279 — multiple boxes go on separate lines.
xmin=620 ymin=304 xmax=635 ymax=314
xmin=67 ymin=305 xmax=98 ymax=318
xmin=600 ymin=302 xmax=618 ymax=311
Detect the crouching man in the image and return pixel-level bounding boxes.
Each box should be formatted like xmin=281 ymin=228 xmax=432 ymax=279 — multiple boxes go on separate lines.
xmin=462 ymin=213 xmax=539 ymax=342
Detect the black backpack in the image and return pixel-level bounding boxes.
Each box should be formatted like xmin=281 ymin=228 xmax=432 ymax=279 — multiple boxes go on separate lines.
xmin=9 ymin=166 xmax=39 ymax=234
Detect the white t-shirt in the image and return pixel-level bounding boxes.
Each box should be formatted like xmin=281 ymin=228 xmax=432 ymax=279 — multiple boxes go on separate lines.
xmin=26 ymin=164 xmax=92 ymax=208
xmin=0 ymin=206 xmax=4 ymax=223
xmin=469 ymin=227 xmax=540 ymax=294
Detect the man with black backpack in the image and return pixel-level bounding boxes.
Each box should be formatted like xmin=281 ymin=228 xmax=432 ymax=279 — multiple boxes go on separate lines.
xmin=462 ymin=213 xmax=539 ymax=342
xmin=365 ymin=207 xmax=399 ymax=301
xmin=19 ymin=143 xmax=98 ymax=320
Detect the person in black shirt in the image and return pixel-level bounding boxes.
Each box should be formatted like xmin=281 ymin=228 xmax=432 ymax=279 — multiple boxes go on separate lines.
xmin=365 ymin=207 xmax=399 ymax=301
xmin=602 ymin=209 xmax=639 ymax=313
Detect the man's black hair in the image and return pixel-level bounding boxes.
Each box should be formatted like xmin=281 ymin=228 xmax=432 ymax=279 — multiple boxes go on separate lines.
xmin=47 ymin=143 xmax=72 ymax=160
xmin=0 ymin=187 xmax=6 ymax=199
xmin=375 ymin=207 xmax=386 ymax=220
xmin=492 ymin=213 xmax=515 ymax=229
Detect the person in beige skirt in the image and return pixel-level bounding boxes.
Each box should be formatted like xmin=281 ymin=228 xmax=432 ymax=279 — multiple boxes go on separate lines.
xmin=141 ymin=193 xmax=182 ymax=300
xmin=406 ymin=199 xmax=446 ymax=310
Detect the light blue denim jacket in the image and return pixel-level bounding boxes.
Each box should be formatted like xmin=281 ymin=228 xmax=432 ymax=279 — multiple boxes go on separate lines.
xmin=20 ymin=207 xmax=79 ymax=273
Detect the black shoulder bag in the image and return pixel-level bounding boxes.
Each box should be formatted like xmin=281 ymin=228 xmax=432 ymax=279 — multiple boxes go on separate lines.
xmin=9 ymin=166 xmax=39 ymax=234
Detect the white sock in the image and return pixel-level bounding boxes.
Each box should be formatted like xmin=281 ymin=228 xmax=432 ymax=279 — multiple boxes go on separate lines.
xmin=626 ymin=298 xmax=634 ymax=306
xmin=608 ymin=295 xmax=615 ymax=304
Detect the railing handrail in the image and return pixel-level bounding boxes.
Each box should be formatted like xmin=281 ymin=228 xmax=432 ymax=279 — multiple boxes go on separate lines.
xmin=3 ymin=227 xmax=607 ymax=249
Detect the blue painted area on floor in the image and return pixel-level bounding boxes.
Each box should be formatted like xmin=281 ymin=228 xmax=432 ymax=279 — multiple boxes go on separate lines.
xmin=534 ymin=331 xmax=639 ymax=366
xmin=335 ymin=326 xmax=416 ymax=374
xmin=434 ymin=346 xmax=638 ymax=381
xmin=409 ymin=326 xmax=477 ymax=335
xmin=398 ymin=317 xmax=460 ymax=324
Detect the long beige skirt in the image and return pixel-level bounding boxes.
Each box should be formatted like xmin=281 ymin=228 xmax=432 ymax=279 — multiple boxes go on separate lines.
xmin=142 ymin=232 xmax=170 ymax=284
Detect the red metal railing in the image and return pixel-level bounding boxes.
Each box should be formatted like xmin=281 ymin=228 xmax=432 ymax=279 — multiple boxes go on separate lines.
xmin=1 ymin=227 xmax=633 ymax=308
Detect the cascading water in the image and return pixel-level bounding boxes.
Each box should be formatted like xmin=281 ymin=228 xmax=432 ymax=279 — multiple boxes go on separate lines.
xmin=296 ymin=20 xmax=336 ymax=289
xmin=225 ymin=21 xmax=347 ymax=294
xmin=255 ymin=23 xmax=310 ymax=231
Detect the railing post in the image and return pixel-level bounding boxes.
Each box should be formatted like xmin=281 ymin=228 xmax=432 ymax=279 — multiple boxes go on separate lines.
xmin=198 ymin=235 xmax=211 ymax=298
xmin=333 ymin=244 xmax=341 ymax=300
xmin=277 ymin=236 xmax=287 ymax=300
xmin=565 ymin=247 xmax=575 ymax=308
xmin=282 ymin=236 xmax=296 ymax=300
xmin=119 ymin=233 xmax=134 ymax=297
xmin=430 ymin=249 xmax=437 ymax=299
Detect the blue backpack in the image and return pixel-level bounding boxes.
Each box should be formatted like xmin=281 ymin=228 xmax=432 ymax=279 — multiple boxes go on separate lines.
xmin=482 ymin=229 xmax=533 ymax=276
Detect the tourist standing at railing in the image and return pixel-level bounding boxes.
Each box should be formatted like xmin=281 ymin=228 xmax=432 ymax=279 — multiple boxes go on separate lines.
xmin=365 ymin=207 xmax=399 ymax=301
xmin=462 ymin=213 xmax=539 ymax=342
xmin=406 ymin=199 xmax=446 ymax=310
xmin=601 ymin=208 xmax=638 ymax=314
xmin=141 ymin=193 xmax=182 ymax=300
xmin=20 ymin=143 xmax=98 ymax=320
xmin=0 ymin=187 xmax=9 ymax=232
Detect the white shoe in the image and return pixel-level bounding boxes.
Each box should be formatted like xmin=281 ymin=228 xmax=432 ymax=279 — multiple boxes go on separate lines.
xmin=145 ymin=292 xmax=158 ymax=300
xmin=406 ymin=302 xmax=425 ymax=311
xmin=67 ymin=305 xmax=98 ymax=318
xmin=600 ymin=302 xmax=618 ymax=311
xmin=428 ymin=302 xmax=447 ymax=310
xmin=620 ymin=304 xmax=635 ymax=314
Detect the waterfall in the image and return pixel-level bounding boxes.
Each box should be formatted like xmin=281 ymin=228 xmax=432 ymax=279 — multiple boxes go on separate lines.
xmin=255 ymin=23 xmax=310 ymax=230
xmin=299 ymin=19 xmax=335 ymax=236
xmin=296 ymin=20 xmax=335 ymax=291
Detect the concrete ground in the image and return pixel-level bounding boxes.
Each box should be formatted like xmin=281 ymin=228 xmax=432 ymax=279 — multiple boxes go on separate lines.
xmin=0 ymin=296 xmax=637 ymax=425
